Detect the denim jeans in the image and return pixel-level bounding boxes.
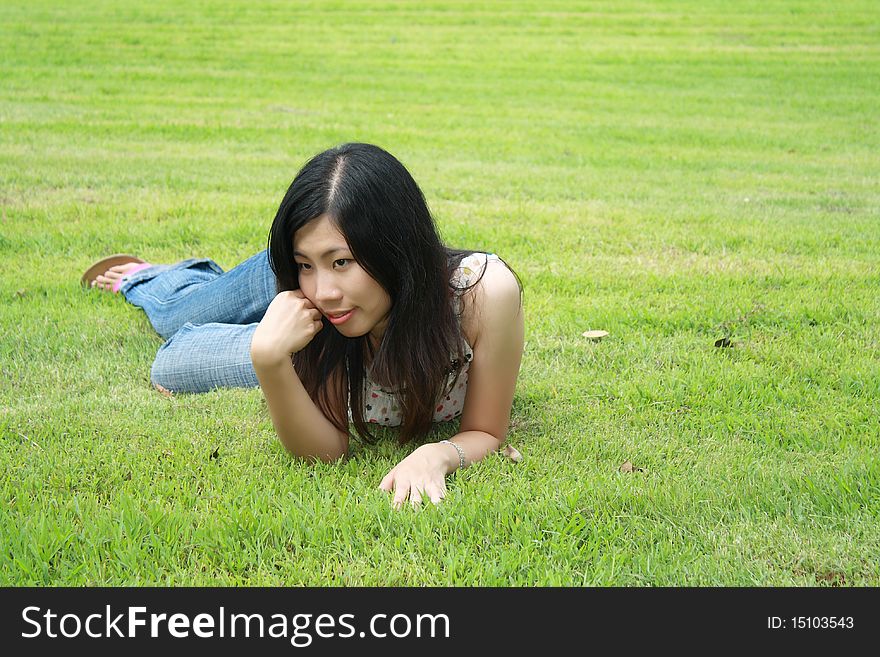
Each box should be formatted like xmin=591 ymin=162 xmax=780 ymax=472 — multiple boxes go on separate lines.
xmin=119 ymin=250 xmax=277 ymax=393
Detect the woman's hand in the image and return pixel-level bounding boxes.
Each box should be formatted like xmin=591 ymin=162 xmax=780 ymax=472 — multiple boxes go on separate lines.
xmin=379 ymin=443 xmax=458 ymax=508
xmin=250 ymin=290 xmax=323 ymax=365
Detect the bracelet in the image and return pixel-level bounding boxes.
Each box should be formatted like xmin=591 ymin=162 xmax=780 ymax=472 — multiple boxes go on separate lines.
xmin=439 ymin=440 xmax=467 ymax=470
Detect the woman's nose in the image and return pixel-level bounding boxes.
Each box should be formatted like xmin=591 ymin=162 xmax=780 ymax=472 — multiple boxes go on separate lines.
xmin=313 ymin=272 xmax=342 ymax=302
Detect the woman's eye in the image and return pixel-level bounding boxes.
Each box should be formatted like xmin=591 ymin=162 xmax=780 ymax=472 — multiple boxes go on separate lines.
xmin=296 ymin=262 xmax=311 ymax=271
xmin=334 ymin=258 xmax=350 ymax=268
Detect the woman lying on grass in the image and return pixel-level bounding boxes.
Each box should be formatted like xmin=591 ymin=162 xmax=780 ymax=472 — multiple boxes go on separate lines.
xmin=83 ymin=143 xmax=525 ymax=508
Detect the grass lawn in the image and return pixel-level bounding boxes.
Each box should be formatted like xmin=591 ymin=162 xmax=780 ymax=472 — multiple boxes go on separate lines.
xmin=1 ymin=0 xmax=878 ymax=585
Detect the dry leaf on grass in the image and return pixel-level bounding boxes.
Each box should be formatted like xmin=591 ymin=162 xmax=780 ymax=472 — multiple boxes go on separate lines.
xmin=502 ymin=445 xmax=523 ymax=462
xmin=619 ymin=460 xmax=645 ymax=473
xmin=714 ymin=337 xmax=732 ymax=348
xmin=154 ymin=383 xmax=174 ymax=398
xmin=815 ymin=571 xmax=846 ymax=586
xmin=582 ymin=330 xmax=609 ymax=341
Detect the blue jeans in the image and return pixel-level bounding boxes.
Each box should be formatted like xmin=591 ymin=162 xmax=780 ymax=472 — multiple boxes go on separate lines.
xmin=119 ymin=251 xmax=277 ymax=392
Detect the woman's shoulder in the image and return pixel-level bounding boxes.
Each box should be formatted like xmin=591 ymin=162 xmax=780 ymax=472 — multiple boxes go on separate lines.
xmin=453 ymin=253 xmax=522 ymax=347
xmin=451 ymin=252 xmax=518 ymax=291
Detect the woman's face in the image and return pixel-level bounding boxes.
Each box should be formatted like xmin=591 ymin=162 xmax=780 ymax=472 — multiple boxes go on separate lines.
xmin=293 ymin=214 xmax=392 ymax=342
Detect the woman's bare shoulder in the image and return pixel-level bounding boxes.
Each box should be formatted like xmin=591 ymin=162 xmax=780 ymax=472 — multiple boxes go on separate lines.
xmin=460 ymin=257 xmax=522 ymax=347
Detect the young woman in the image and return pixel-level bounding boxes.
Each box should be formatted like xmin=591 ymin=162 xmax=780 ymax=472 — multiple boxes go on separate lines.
xmin=84 ymin=143 xmax=525 ymax=507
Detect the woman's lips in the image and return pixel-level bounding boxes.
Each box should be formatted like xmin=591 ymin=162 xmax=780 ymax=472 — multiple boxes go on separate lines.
xmin=326 ymin=309 xmax=355 ymax=325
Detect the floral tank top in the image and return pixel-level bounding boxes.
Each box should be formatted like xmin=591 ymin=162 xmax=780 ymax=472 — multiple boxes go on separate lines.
xmin=355 ymin=252 xmax=500 ymax=426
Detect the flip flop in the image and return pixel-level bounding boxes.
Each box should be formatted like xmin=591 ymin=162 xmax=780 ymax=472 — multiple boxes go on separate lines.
xmin=81 ymin=254 xmax=149 ymax=292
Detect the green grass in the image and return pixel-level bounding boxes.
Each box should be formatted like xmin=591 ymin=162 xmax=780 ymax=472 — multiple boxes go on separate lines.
xmin=1 ymin=0 xmax=878 ymax=585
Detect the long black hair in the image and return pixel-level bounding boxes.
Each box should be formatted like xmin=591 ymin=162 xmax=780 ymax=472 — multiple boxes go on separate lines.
xmin=268 ymin=143 xmax=479 ymax=444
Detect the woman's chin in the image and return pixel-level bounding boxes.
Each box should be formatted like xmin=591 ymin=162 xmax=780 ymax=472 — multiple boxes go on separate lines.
xmin=333 ymin=324 xmax=367 ymax=339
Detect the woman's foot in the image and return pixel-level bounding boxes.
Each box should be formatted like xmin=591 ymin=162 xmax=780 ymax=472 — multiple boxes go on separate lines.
xmin=81 ymin=254 xmax=152 ymax=293
xmin=91 ymin=261 xmax=152 ymax=292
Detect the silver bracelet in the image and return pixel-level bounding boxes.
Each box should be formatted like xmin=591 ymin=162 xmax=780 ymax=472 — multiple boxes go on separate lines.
xmin=439 ymin=440 xmax=467 ymax=470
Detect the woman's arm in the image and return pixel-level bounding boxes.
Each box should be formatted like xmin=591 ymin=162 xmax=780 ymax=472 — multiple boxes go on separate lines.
xmin=379 ymin=259 xmax=524 ymax=506
xmin=439 ymin=258 xmax=524 ymax=466
xmin=251 ymin=290 xmax=349 ymax=463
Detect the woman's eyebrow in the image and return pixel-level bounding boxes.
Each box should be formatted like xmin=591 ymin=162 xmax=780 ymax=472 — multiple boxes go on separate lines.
xmin=293 ymin=247 xmax=348 ymax=259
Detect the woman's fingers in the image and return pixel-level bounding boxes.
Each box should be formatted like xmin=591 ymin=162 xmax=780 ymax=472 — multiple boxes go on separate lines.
xmin=383 ymin=479 xmax=445 ymax=509
xmin=379 ymin=460 xmax=446 ymax=509
xmin=311 ymin=307 xmax=324 ymax=332
xmin=408 ymin=486 xmax=424 ymax=508
xmin=392 ymin=480 xmax=411 ymax=509
xmin=378 ymin=470 xmax=395 ymax=492
xmin=425 ymin=481 xmax=446 ymax=505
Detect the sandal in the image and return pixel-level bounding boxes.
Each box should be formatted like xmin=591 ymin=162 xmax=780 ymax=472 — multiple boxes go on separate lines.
xmin=81 ymin=254 xmax=150 ymax=293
